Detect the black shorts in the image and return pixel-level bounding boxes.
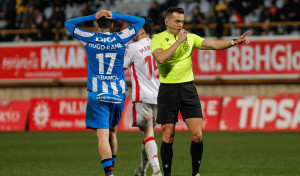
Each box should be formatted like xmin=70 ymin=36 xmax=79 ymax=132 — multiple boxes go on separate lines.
xmin=157 ymin=81 xmax=203 ymax=125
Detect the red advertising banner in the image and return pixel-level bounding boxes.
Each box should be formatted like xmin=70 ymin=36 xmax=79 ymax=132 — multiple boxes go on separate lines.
xmin=200 ymin=97 xmax=222 ymax=131
xmin=117 ymin=97 xmax=222 ymax=131
xmin=192 ymin=38 xmax=300 ymax=79
xmin=1 ymin=38 xmax=300 ymax=82
xmin=220 ymin=96 xmax=300 ymax=131
xmin=0 ymin=42 xmax=88 ymax=82
xmin=29 ymin=98 xmax=88 ymax=131
xmin=0 ymin=100 xmax=30 ymax=131
xmin=28 ymin=97 xmax=221 ymax=131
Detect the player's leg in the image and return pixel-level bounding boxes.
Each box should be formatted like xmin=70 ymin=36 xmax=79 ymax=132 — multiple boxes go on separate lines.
xmin=180 ymin=83 xmax=204 ymax=176
xmin=185 ymin=118 xmax=203 ymax=176
xmin=85 ymin=92 xmax=114 ymax=175
xmin=134 ymin=139 xmax=149 ymax=176
xmin=133 ymin=102 xmax=150 ymax=176
xmin=97 ymin=129 xmax=114 ymax=175
xmin=161 ymin=123 xmax=175 ymax=176
xmin=140 ymin=125 xmax=161 ymax=175
xmin=133 ymin=103 xmax=148 ymax=175
xmin=109 ymin=125 xmax=117 ymax=166
xmin=109 ymin=93 xmax=126 ymax=172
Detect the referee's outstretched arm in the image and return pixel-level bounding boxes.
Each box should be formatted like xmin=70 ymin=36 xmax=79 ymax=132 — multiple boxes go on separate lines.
xmin=201 ymin=31 xmax=250 ymax=50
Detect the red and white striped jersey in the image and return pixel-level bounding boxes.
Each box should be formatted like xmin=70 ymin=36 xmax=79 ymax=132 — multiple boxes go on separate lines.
xmin=124 ymin=38 xmax=160 ymax=104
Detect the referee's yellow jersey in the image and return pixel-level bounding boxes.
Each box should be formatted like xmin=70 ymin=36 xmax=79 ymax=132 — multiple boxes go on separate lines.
xmin=151 ymin=30 xmax=204 ymax=84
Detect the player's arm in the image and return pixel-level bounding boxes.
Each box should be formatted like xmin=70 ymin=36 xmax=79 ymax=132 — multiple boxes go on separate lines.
xmin=201 ymin=31 xmax=250 ymax=50
xmin=152 ymin=29 xmax=187 ymax=64
xmin=123 ymin=44 xmax=135 ymax=70
xmin=112 ymin=12 xmax=145 ymax=34
xmin=64 ymin=14 xmax=96 ymax=35
xmin=99 ymin=10 xmax=145 ymax=34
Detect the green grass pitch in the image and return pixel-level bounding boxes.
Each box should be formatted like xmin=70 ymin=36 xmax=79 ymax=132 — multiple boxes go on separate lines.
xmin=0 ymin=132 xmax=299 ymax=176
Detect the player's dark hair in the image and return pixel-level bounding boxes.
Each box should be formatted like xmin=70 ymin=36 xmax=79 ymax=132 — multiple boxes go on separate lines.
xmin=141 ymin=17 xmax=154 ymax=37
xmin=96 ymin=16 xmax=113 ymax=29
xmin=165 ymin=6 xmax=184 ymax=18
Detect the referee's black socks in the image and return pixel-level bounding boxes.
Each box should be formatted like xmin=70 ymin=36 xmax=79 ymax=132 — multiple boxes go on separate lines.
xmin=190 ymin=141 xmax=203 ymax=176
xmin=161 ymin=141 xmax=173 ymax=176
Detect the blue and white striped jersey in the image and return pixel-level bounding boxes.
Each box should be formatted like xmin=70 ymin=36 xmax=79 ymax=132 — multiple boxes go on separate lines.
xmin=74 ymin=27 xmax=136 ymax=94
xmin=65 ymin=13 xmax=145 ymax=94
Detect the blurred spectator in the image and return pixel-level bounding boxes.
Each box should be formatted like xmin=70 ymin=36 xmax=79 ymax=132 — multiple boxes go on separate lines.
xmin=280 ymin=0 xmax=293 ymax=21
xmin=190 ymin=7 xmax=205 ymax=36
xmin=78 ymin=2 xmax=95 ymax=27
xmin=288 ymin=0 xmax=300 ymax=21
xmin=32 ymin=8 xmax=45 ymax=40
xmin=0 ymin=0 xmax=16 ymax=41
xmin=229 ymin=9 xmax=244 ymax=36
xmin=160 ymin=0 xmax=178 ymax=12
xmin=280 ymin=0 xmax=300 ymax=33
xmin=252 ymin=4 xmax=265 ymax=23
xmin=38 ymin=20 xmax=52 ymax=41
xmin=20 ymin=4 xmax=34 ymax=41
xmin=0 ymin=0 xmax=300 ymax=42
xmin=50 ymin=5 xmax=66 ymax=41
xmin=16 ymin=0 xmax=29 ymax=28
xmin=205 ymin=10 xmax=217 ymax=37
xmin=33 ymin=8 xmax=44 ymax=30
xmin=258 ymin=5 xmax=279 ymax=35
xmin=215 ymin=0 xmax=227 ymax=12
xmin=244 ymin=4 xmax=264 ymax=35
xmin=148 ymin=1 xmax=162 ymax=25
xmin=215 ymin=10 xmax=228 ymax=38
xmin=199 ymin=0 xmax=211 ymax=14
xmin=229 ymin=9 xmax=244 ymax=24
xmin=269 ymin=1 xmax=279 ymax=22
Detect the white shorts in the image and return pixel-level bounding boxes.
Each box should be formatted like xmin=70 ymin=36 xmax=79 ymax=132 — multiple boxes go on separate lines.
xmin=132 ymin=102 xmax=157 ymax=127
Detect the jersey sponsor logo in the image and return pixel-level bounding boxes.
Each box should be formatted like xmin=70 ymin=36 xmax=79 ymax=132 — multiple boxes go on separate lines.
xmin=118 ymin=28 xmax=129 ymax=35
xmin=95 ymin=37 xmax=116 ymax=42
xmin=96 ymin=93 xmax=122 ymax=104
xmin=88 ymin=43 xmax=122 ymax=50
xmin=97 ymin=75 xmax=119 ymax=80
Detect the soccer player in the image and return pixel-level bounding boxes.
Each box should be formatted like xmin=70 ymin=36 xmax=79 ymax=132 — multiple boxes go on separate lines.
xmin=64 ymin=10 xmax=145 ymax=176
xmin=151 ymin=6 xmax=250 ymax=176
xmin=124 ymin=17 xmax=162 ymax=176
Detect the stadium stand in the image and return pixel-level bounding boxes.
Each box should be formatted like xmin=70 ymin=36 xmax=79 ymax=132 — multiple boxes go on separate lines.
xmin=0 ymin=0 xmax=299 ymax=42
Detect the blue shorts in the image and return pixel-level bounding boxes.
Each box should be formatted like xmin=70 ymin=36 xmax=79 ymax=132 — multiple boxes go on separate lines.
xmin=85 ymin=92 xmax=126 ymax=129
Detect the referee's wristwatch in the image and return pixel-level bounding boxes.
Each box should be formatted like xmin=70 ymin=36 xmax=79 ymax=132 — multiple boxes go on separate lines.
xmin=231 ymin=38 xmax=237 ymax=46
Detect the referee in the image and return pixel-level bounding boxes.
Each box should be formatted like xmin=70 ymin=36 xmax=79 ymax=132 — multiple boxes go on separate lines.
xmin=151 ymin=6 xmax=249 ymax=176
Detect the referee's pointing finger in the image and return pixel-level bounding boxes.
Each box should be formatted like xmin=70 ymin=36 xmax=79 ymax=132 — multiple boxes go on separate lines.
xmin=241 ymin=31 xmax=250 ymax=38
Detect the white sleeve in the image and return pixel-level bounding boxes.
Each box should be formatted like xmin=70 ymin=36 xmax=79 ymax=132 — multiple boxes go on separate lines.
xmin=123 ymin=43 xmax=135 ymax=69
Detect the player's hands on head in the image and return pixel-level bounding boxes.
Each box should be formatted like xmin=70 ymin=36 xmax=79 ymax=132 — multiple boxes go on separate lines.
xmin=178 ymin=29 xmax=187 ymax=43
xmin=236 ymin=31 xmax=250 ymax=45
xmin=96 ymin=10 xmax=112 ymax=20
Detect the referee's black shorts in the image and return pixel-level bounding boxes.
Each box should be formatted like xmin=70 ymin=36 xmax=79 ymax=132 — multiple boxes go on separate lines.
xmin=156 ymin=81 xmax=203 ymax=125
